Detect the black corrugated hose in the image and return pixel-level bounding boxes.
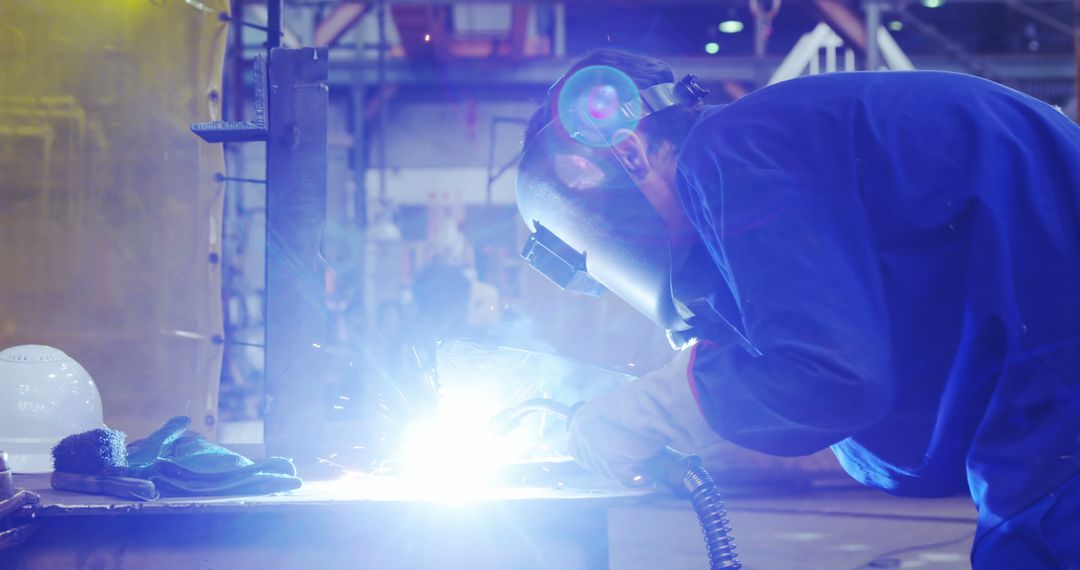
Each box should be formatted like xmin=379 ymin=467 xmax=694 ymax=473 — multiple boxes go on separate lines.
xmin=682 ymin=462 xmax=741 ymax=569
xmin=644 ymin=449 xmax=741 ymax=569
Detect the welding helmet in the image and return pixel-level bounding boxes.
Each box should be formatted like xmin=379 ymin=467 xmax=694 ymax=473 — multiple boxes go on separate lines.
xmin=0 ymin=345 xmax=105 ymax=473
xmin=516 ymin=68 xmax=709 ymax=334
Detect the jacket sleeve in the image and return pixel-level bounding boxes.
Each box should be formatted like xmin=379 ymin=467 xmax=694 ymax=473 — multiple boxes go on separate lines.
xmin=677 ymin=121 xmax=895 ymax=457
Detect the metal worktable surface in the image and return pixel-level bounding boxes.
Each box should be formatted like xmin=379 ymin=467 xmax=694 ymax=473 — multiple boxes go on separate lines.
xmin=2 ymin=472 xmax=655 ymax=570
xmin=12 ymin=472 xmax=653 ymax=516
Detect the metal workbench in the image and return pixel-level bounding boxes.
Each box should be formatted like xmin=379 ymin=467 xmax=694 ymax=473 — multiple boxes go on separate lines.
xmin=1 ymin=473 xmax=654 ymax=570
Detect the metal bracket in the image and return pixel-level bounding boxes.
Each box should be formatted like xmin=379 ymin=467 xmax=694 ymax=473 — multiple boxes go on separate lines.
xmin=191 ymin=57 xmax=269 ymax=143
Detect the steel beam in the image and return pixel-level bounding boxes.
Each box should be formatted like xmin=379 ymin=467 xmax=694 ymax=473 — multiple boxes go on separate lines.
xmin=272 ymin=0 xmax=1071 ymax=5
xmin=328 ymin=56 xmax=783 ymax=85
xmin=314 ymin=3 xmax=369 ymax=46
xmin=322 ymin=54 xmax=1076 ymax=86
xmin=283 ymin=0 xmax=743 ymax=5
xmin=264 ymin=47 xmax=330 ymax=462
xmin=812 ymin=0 xmax=867 ymax=51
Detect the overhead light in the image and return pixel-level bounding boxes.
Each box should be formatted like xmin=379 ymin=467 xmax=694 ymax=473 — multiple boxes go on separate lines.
xmin=922 ymin=0 xmax=943 ymax=8
xmin=704 ymin=42 xmax=720 ymax=55
xmin=888 ymin=20 xmax=903 ymax=31
xmin=718 ymin=20 xmax=745 ymax=34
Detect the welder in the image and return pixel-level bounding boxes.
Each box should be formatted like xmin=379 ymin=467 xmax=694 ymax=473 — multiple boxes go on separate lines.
xmin=515 ymin=49 xmax=1080 ymax=567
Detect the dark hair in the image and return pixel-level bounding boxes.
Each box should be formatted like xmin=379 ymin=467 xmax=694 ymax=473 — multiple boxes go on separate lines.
xmin=523 ymin=49 xmax=703 ymax=154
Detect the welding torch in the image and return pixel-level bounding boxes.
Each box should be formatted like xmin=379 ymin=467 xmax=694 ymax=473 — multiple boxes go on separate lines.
xmin=489 ymin=400 xmax=741 ymax=570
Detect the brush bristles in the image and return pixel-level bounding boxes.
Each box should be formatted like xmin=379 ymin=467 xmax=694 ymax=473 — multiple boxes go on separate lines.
xmin=52 ymin=428 xmax=129 ymax=475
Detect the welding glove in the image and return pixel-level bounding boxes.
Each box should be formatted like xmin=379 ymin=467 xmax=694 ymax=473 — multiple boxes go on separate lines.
xmin=126 ymin=416 xmax=303 ymax=497
xmin=567 ymin=345 xmax=722 ymax=486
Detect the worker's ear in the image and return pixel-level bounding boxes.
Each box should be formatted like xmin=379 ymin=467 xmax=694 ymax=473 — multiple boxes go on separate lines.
xmin=609 ymin=129 xmax=651 ymax=182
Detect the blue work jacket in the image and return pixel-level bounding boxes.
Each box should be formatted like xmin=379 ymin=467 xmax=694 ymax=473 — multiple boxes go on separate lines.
xmin=675 ymin=71 xmax=1080 ymax=535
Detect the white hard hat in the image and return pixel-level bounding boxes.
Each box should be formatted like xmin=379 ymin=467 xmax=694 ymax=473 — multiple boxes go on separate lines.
xmin=0 ymin=345 xmax=105 ymax=473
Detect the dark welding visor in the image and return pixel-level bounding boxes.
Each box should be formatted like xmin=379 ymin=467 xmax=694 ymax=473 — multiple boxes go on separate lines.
xmin=516 ymin=111 xmax=691 ymax=333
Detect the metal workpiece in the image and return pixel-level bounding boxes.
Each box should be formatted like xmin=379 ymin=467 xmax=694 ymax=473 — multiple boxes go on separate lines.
xmin=264 ymin=46 xmax=331 ymax=463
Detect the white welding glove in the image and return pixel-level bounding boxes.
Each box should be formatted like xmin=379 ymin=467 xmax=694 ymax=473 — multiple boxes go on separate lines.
xmin=567 ymin=346 xmax=723 ymax=485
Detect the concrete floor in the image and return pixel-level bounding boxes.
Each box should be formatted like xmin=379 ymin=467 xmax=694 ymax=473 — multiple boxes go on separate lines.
xmin=610 ymin=484 xmax=978 ymax=570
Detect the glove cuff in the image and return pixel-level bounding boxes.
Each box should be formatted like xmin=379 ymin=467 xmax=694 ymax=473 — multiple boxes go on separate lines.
xmin=642 ymin=346 xmax=724 ymax=453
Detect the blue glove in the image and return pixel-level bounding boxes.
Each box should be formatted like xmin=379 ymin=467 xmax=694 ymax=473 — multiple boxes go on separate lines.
xmin=126 ymin=416 xmax=302 ymax=497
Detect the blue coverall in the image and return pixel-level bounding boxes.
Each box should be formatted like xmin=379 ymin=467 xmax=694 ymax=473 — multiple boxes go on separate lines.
xmin=673 ymin=71 xmax=1080 ymax=566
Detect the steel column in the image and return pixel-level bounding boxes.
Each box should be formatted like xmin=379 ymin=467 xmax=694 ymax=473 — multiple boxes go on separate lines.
xmin=865 ymin=0 xmax=881 ymax=71
xmin=267 ymin=0 xmax=283 ymax=49
xmin=264 ymin=47 xmax=330 ymax=462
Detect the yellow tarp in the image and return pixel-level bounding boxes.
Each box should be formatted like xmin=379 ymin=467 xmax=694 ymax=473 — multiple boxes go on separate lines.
xmin=0 ymin=0 xmax=229 ymax=439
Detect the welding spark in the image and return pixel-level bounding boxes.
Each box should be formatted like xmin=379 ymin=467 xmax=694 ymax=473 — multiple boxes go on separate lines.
xmin=391 ymin=383 xmax=409 ymax=402
xmin=511 ymin=378 xmax=547 ymax=404
xmin=411 ymin=345 xmax=423 ymax=368
xmin=164 ymin=329 xmax=208 ymax=340
xmin=317 ymin=456 xmax=352 ymax=471
xmin=423 ymin=373 xmax=440 ymax=399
